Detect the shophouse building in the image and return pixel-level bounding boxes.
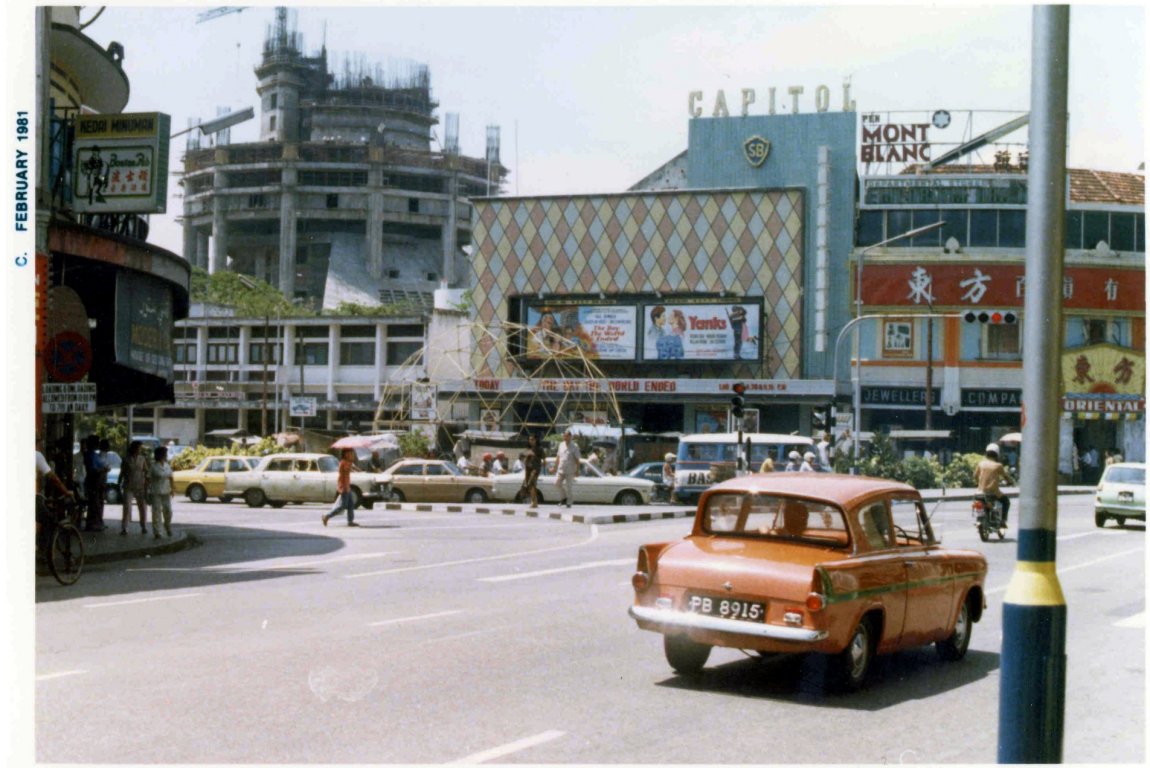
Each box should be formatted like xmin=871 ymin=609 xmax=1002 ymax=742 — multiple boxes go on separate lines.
xmin=35 ymin=7 xmax=190 ymax=475
xmin=854 ymin=153 xmax=1144 ymax=465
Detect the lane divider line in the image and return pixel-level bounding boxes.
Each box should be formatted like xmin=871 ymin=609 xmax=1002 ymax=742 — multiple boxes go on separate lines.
xmin=1114 ymin=612 xmax=1145 ymax=629
xmin=36 ymin=670 xmax=87 ymax=682
xmin=367 ymin=609 xmax=463 ymax=628
xmin=83 ymin=593 xmax=204 ymax=609
xmin=449 ymin=730 xmax=566 ymax=764
xmin=985 ymin=547 xmax=1144 ymax=595
xmin=346 ymin=525 xmax=600 ymax=579
xmin=478 ymin=558 xmax=634 ymax=583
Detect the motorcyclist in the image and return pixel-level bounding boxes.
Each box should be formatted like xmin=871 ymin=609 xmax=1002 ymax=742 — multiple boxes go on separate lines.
xmin=974 ymin=443 xmax=1014 ymax=525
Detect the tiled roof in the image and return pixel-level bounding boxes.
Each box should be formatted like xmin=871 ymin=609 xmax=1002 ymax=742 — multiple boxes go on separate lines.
xmin=901 ymin=164 xmax=1144 ymax=206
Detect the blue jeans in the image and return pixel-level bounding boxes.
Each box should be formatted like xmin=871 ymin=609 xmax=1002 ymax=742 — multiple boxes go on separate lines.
xmin=327 ymin=491 xmax=355 ymax=523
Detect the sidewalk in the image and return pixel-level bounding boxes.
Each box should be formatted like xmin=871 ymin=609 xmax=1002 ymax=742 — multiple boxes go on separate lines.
xmin=50 ymin=486 xmax=1096 ymax=567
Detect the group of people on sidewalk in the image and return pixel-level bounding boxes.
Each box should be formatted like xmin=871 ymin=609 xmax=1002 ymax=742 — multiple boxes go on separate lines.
xmin=78 ymin=438 xmax=175 ymax=539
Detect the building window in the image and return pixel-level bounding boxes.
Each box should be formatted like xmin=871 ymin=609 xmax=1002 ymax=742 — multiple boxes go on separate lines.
xmin=1064 ymin=211 xmax=1083 ymax=249
xmin=326 ymin=193 xmax=339 ymax=209
xmin=910 ymin=210 xmax=942 ymax=247
xmin=856 ymin=211 xmax=883 ymax=247
xmin=882 ymin=320 xmax=913 ymax=358
xmin=206 ymin=343 xmax=238 ymax=364
xmin=249 ymin=343 xmax=280 ymax=364
xmin=940 ymin=211 xmax=968 ymax=248
xmin=408 ymin=198 xmax=420 ymax=213
xmin=1110 ymin=213 xmax=1136 ymax=252
xmin=998 ymin=210 xmax=1026 ymax=247
xmin=341 ymin=324 xmax=375 ymax=338
xmin=388 ymin=324 xmax=424 ymax=338
xmin=295 ymin=343 xmax=329 ymax=365
xmin=339 ymin=342 xmax=375 ymax=366
xmin=1083 ymin=318 xmax=1123 ymax=345
xmin=985 ymin=324 xmax=1021 ymax=359
xmin=1083 ymin=211 xmax=1110 ymax=250
xmin=386 ymin=341 xmax=423 ymax=366
xmin=174 ymin=344 xmax=197 ymax=364
xmin=886 ymin=210 xmax=913 ymax=246
xmin=269 ymin=115 xmax=276 ymax=132
xmin=270 ymin=93 xmax=277 ymax=110
xmin=969 ymin=211 xmax=998 ymax=247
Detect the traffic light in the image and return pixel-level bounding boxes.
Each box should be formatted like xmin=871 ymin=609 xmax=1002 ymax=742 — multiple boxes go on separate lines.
xmin=731 ymin=382 xmax=746 ymax=419
xmin=963 ymin=309 xmax=1018 ymax=325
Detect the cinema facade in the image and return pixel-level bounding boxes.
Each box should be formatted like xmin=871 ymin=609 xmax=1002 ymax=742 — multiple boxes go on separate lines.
xmin=462 ymin=101 xmax=1144 ymax=465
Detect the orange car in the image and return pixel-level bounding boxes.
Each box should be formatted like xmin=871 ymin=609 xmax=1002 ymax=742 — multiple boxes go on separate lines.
xmin=629 ymin=473 xmax=987 ymax=691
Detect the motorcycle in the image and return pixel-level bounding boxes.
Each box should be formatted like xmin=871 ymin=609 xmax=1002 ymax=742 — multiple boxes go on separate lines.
xmin=972 ymin=494 xmax=1006 ymax=542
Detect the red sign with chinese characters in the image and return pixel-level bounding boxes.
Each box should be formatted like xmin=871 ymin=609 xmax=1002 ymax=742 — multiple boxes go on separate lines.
xmin=860 ymin=263 xmax=1144 ymax=312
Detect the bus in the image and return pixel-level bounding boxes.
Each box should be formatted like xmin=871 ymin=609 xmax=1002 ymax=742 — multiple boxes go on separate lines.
xmin=672 ymin=432 xmax=816 ymax=503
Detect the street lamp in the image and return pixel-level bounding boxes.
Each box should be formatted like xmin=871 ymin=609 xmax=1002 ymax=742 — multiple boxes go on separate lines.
xmin=851 ymin=219 xmax=946 ymax=462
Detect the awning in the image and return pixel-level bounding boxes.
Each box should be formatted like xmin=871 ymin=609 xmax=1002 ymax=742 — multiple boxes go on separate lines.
xmin=999 ymin=432 xmax=1022 ymax=444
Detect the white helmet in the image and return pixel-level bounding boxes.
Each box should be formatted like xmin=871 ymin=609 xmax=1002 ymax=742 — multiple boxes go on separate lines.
xmin=804 ymin=452 xmax=816 ymax=461
xmin=789 ymin=451 xmax=801 ymax=461
xmin=664 ymin=453 xmax=676 ymax=462
xmin=986 ymin=443 xmax=1000 ymax=456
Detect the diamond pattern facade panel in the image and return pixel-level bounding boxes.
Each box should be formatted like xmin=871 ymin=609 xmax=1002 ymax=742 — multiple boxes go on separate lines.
xmin=471 ymin=190 xmax=804 ymax=378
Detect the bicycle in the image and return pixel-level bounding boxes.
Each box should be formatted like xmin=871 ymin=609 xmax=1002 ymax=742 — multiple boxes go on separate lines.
xmin=38 ymin=491 xmax=85 ymax=586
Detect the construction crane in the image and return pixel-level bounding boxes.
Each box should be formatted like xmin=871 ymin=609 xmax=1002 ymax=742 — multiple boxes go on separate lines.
xmin=196 ymin=7 xmax=247 ymax=24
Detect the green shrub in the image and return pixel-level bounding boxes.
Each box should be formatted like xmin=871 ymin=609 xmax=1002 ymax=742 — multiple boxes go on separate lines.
xmin=398 ymin=430 xmax=431 ymax=458
xmin=942 ymin=452 xmax=984 ymax=488
xmin=169 ymin=436 xmax=280 ymax=470
xmin=895 ymin=455 xmax=944 ymax=489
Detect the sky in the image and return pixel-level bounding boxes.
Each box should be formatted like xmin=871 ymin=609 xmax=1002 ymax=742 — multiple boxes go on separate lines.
xmin=46 ymin=2 xmax=1148 ymax=258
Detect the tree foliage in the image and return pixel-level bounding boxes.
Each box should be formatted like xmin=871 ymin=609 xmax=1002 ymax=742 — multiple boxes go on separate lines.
xmin=189 ymin=267 xmax=303 ymax=318
xmin=398 ymin=430 xmax=431 ymax=458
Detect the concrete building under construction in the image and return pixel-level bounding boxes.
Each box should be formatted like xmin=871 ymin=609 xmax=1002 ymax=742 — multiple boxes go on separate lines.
xmin=180 ymin=8 xmax=505 ymax=310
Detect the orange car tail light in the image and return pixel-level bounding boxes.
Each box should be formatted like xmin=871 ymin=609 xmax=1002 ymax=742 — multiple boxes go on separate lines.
xmin=806 ymin=592 xmax=826 ymax=612
xmin=632 ymin=571 xmax=650 ymax=591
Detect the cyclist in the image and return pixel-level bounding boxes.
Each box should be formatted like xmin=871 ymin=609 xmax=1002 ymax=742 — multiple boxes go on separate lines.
xmin=974 ymin=442 xmax=1014 ymax=525
xmin=36 ymin=446 xmax=76 ymax=552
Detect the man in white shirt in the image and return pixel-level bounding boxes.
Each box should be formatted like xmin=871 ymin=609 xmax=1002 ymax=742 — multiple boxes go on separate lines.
xmin=555 ymin=430 xmax=581 ymax=508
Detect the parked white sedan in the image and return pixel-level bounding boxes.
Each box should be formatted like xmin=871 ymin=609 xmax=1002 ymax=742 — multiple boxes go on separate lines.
xmin=225 ymin=452 xmax=389 ymax=509
xmin=490 ymin=458 xmax=655 ymax=506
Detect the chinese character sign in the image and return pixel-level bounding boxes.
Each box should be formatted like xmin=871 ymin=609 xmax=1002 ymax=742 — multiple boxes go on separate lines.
xmin=71 ymin=112 xmax=170 ymax=214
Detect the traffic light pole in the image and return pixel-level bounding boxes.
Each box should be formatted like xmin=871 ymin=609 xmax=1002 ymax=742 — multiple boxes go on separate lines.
xmin=998 ymin=6 xmax=1069 ymax=763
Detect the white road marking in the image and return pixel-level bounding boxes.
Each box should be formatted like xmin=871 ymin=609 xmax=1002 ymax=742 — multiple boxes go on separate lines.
xmin=478 ymin=558 xmax=634 ymax=583
xmin=128 ymin=552 xmax=401 ymax=573
xmin=449 ymin=730 xmax=566 ymax=764
xmin=367 ymin=609 xmax=463 ymax=628
xmin=1114 ymin=612 xmax=1145 ymax=629
xmin=424 ymin=627 xmax=505 ymax=645
xmin=83 ymin=593 xmax=204 ymax=609
xmin=346 ymin=525 xmax=599 ymax=579
xmin=986 ymin=547 xmax=1144 ymax=595
xmin=1056 ymin=531 xmax=1100 ymax=541
xmin=36 ymin=670 xmax=87 ymax=682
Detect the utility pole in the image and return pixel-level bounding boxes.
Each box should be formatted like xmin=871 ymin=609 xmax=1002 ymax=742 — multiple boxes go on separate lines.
xmin=998 ymin=6 xmax=1069 ymax=763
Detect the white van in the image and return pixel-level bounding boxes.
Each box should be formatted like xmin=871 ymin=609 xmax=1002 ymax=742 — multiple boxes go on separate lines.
xmin=672 ymin=432 xmax=815 ymax=503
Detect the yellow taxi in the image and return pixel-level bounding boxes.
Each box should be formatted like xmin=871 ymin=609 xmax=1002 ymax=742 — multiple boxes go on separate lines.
xmin=172 ymin=455 xmax=259 ymax=503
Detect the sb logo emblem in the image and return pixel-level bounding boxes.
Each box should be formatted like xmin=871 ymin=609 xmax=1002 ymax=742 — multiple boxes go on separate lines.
xmin=743 ymin=136 xmax=771 ymax=168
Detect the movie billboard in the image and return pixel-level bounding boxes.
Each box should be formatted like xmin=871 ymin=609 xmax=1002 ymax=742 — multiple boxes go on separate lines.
xmin=641 ymin=302 xmax=762 ymax=362
xmin=525 ymin=305 xmax=637 ymax=360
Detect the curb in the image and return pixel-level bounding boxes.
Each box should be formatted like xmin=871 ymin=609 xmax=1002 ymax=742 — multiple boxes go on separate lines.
xmin=379 ymin=500 xmax=697 ymax=526
xmin=81 ymin=530 xmax=201 ymax=565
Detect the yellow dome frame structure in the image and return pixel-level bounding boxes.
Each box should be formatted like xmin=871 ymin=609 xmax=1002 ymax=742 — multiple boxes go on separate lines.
xmin=371 ymin=319 xmax=625 ymax=440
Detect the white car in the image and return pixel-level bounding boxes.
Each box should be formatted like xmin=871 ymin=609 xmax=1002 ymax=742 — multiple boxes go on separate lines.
xmin=1095 ymin=462 xmax=1146 ymax=528
xmin=225 ymin=452 xmax=389 ymax=509
xmin=490 ymin=457 xmax=654 ymax=506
